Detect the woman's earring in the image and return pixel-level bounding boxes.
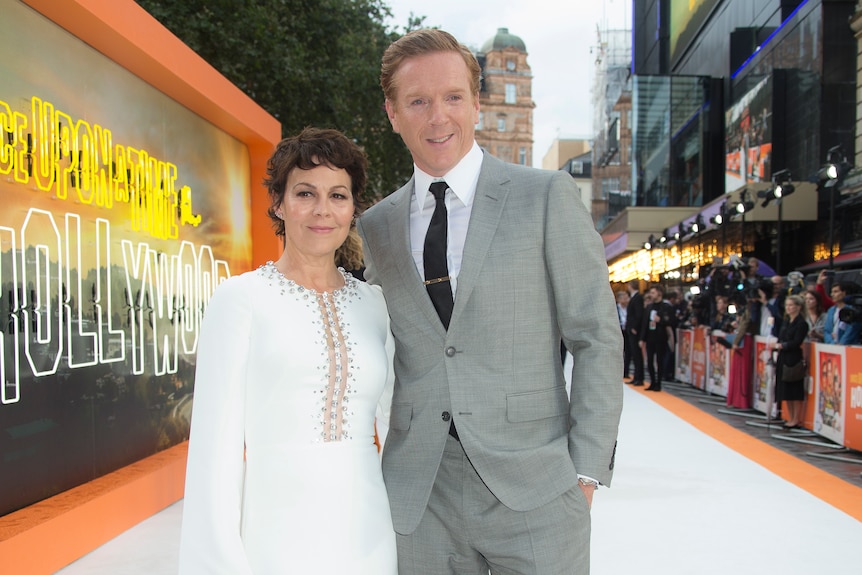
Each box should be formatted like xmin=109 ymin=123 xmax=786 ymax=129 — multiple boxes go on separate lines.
xmin=276 ymin=211 xmax=284 ymax=220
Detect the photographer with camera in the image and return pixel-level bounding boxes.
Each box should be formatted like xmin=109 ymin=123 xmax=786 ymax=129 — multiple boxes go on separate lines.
xmin=824 ymin=281 xmax=862 ymax=346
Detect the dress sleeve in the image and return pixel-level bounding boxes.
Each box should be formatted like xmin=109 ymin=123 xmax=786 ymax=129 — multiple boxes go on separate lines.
xmin=375 ymin=316 xmax=395 ymax=454
xmin=178 ymin=277 xmax=254 ymax=575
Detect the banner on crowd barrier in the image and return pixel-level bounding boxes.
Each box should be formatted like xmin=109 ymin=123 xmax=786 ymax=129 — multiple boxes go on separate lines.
xmin=844 ymin=347 xmax=862 ymax=450
xmin=752 ymin=336 xmax=776 ymax=415
xmin=814 ymin=344 xmax=846 ymax=444
xmin=690 ymin=328 xmax=708 ymax=390
xmin=0 ymin=0 xmax=252 ymax=516
xmin=707 ymin=333 xmax=730 ymax=397
xmin=676 ymin=329 xmax=693 ymax=384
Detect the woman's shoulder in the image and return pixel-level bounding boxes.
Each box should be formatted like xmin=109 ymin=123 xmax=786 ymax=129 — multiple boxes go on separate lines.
xmin=350 ymin=274 xmax=385 ymax=302
xmin=213 ymin=267 xmax=263 ymax=293
xmin=205 ymin=267 xmax=269 ymax=310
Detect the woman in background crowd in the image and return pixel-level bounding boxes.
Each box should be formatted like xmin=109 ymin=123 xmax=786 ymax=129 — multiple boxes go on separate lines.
xmin=803 ymin=288 xmax=826 ymax=343
xmin=774 ymin=295 xmax=808 ymax=429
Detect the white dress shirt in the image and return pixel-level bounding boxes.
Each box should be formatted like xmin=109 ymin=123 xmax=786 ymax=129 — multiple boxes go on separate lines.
xmin=409 ymin=142 xmax=483 ymax=296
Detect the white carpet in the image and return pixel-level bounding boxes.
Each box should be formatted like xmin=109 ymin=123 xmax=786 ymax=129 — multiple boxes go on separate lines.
xmin=57 ymin=386 xmax=862 ymax=574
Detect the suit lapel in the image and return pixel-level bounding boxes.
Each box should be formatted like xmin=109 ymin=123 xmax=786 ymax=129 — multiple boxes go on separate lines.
xmin=452 ymin=155 xmax=510 ymax=322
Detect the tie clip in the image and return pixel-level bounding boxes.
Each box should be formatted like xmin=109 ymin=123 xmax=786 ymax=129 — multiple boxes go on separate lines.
xmin=423 ymin=276 xmax=451 ymax=286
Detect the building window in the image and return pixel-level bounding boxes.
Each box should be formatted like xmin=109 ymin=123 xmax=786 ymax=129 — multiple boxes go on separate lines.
xmin=601 ymin=178 xmax=620 ymax=200
xmin=518 ymin=147 xmax=527 ymax=165
xmin=506 ymin=59 xmax=516 ymax=71
xmin=497 ymin=117 xmax=506 ymax=132
xmin=505 ymin=83 xmax=516 ymax=104
xmin=477 ymin=112 xmax=484 ymax=130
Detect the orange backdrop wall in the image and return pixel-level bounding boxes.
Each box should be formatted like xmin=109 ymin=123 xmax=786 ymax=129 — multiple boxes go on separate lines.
xmin=0 ymin=1 xmax=280 ymax=573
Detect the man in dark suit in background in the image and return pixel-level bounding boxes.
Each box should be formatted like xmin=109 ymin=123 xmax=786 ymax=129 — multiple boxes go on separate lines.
xmin=625 ymin=279 xmax=645 ymax=386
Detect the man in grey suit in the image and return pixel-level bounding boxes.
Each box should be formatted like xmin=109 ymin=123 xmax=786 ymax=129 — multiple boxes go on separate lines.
xmin=357 ymin=28 xmax=623 ymax=574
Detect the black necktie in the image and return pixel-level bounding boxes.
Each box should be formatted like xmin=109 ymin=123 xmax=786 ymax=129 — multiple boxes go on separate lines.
xmin=424 ymin=181 xmax=454 ymax=329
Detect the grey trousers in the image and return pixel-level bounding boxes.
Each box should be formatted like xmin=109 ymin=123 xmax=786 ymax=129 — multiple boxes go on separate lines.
xmin=396 ymin=435 xmax=591 ymax=575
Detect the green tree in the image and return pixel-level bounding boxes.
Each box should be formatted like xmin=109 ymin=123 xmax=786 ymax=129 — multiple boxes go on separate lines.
xmin=135 ymin=0 xmax=422 ymax=201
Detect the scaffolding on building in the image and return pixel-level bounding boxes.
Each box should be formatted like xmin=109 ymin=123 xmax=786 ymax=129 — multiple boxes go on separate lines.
xmin=592 ymin=27 xmax=631 ymax=151
xmin=591 ymin=27 xmax=632 ymax=230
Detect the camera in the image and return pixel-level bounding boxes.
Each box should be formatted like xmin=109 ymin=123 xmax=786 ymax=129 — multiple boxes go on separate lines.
xmin=839 ymin=295 xmax=862 ymax=323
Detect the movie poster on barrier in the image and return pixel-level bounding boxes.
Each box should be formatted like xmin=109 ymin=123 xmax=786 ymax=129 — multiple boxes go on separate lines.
xmin=0 ymin=1 xmax=252 ymax=515
xmin=843 ymin=346 xmax=862 ymax=451
xmin=752 ymin=336 xmax=776 ymax=415
xmin=814 ymin=344 xmax=846 ymax=445
xmin=690 ymin=327 xmax=707 ymax=390
xmin=706 ymin=333 xmax=730 ymax=397
xmin=676 ymin=329 xmax=693 ymax=383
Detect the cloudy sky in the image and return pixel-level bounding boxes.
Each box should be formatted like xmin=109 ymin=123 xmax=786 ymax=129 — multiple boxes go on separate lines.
xmin=382 ymin=0 xmax=632 ymax=167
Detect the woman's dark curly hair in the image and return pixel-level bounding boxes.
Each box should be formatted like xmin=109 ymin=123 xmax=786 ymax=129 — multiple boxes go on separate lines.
xmin=263 ymin=127 xmax=368 ymax=238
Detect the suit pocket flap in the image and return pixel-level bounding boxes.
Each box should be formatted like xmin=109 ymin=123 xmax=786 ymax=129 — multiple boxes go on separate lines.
xmin=390 ymin=402 xmax=413 ymax=431
xmin=506 ymin=387 xmax=568 ymax=423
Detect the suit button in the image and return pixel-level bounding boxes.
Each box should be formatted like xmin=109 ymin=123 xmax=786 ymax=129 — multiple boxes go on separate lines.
xmin=441 ymin=411 xmax=451 ymax=422
xmin=445 ymin=347 xmax=456 ymax=357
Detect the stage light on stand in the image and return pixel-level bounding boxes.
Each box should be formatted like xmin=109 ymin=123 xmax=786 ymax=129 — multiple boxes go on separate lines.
xmin=763 ymin=170 xmax=795 ymax=274
xmin=734 ymin=189 xmax=754 ymax=257
xmin=709 ymin=201 xmax=730 ymax=262
xmin=818 ymin=145 xmax=853 ymax=269
xmin=643 ymin=234 xmax=656 ymax=251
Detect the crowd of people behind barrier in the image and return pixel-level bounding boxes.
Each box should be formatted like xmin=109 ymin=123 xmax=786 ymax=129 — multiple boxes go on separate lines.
xmin=623 ymin=257 xmax=862 ymax=427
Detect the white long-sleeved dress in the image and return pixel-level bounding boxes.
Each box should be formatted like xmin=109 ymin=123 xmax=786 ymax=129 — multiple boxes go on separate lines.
xmin=178 ymin=262 xmax=397 ymax=574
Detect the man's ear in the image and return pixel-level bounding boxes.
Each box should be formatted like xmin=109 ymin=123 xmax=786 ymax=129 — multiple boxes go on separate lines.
xmin=385 ymin=99 xmax=400 ymax=134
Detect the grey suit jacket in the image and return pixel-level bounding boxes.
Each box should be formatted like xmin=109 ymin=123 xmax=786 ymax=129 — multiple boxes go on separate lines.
xmin=357 ymin=153 xmax=623 ymax=535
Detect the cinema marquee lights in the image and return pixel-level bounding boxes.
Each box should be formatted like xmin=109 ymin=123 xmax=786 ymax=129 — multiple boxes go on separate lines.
xmin=0 ymin=96 xmax=202 ymax=240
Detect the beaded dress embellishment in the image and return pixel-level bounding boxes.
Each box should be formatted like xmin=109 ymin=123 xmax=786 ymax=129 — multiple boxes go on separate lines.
xmin=259 ymin=262 xmax=360 ymax=442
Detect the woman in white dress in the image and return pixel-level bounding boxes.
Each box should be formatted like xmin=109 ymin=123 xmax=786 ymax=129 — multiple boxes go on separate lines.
xmin=178 ymin=127 xmax=397 ymax=574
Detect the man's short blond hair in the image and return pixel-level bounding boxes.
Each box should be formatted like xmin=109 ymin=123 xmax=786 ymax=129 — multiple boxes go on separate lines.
xmin=380 ymin=28 xmax=482 ymax=102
